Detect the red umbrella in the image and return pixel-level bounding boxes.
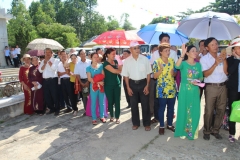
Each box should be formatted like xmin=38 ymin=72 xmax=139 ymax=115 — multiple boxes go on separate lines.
xmin=93 ymin=30 xmax=145 ymax=46
xmin=27 ymin=50 xmax=44 ymax=56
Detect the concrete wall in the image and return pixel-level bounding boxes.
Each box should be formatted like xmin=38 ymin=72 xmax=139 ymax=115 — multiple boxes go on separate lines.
xmin=0 ymin=8 xmax=12 ymax=67
xmin=0 ymin=94 xmax=24 ymax=121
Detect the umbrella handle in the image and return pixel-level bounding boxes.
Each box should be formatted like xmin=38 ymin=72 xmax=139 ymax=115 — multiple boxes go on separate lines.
xmin=207 ymin=18 xmax=212 ymax=38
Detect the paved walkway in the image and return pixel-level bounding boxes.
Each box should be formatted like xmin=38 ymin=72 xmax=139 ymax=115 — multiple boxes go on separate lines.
xmin=0 ymin=88 xmax=240 ymax=160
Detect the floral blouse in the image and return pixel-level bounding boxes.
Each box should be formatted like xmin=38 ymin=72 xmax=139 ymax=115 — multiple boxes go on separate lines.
xmin=153 ymin=58 xmax=176 ymax=98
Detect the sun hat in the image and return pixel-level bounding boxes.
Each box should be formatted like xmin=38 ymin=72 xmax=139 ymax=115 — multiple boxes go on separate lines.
xmin=129 ymin=41 xmax=140 ymax=47
xmin=21 ymin=54 xmax=31 ymax=62
xmin=227 ymin=37 xmax=240 ymax=48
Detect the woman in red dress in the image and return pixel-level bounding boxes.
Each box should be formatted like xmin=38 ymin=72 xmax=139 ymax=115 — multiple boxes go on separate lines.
xmin=28 ymin=56 xmax=44 ymax=115
xmin=19 ymin=54 xmax=33 ymax=115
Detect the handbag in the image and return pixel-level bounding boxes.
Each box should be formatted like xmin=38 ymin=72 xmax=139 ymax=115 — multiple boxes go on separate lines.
xmin=230 ymin=100 xmax=240 ymax=122
xmin=74 ymin=78 xmax=81 ymax=94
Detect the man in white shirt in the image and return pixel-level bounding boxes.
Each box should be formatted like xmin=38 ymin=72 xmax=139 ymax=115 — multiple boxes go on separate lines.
xmin=198 ymin=40 xmax=208 ymax=59
xmin=4 ymin=46 xmax=13 ymax=66
xmin=74 ymin=49 xmax=91 ymax=113
xmin=15 ymin=45 xmax=21 ymax=65
xmin=58 ymin=51 xmax=78 ymax=114
xmin=151 ymin=33 xmax=178 ymax=64
xmin=11 ymin=47 xmax=19 ymax=67
xmin=149 ymin=45 xmax=158 ymax=121
xmin=200 ymin=37 xmax=228 ymax=140
xmin=121 ymin=41 xmax=152 ymax=131
xmin=39 ymin=48 xmax=60 ymax=116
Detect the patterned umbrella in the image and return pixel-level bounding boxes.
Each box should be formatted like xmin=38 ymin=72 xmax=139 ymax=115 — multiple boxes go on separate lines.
xmin=93 ymin=30 xmax=145 ymax=46
xmin=26 ymin=38 xmax=64 ymax=50
xmin=27 ymin=50 xmax=44 ymax=56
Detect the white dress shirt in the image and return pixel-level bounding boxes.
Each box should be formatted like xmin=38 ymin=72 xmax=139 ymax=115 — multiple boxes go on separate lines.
xmin=121 ymin=54 xmax=152 ymax=80
xmin=200 ymin=52 xmax=228 ymax=83
xmin=4 ymin=49 xmax=10 ymax=56
xmin=15 ymin=48 xmax=21 ymax=54
xmin=150 ymin=49 xmax=178 ymax=64
xmin=11 ymin=50 xmax=18 ymax=58
xmin=39 ymin=57 xmax=59 ymax=78
xmin=58 ymin=62 xmax=70 ymax=78
xmin=74 ymin=59 xmax=91 ymax=79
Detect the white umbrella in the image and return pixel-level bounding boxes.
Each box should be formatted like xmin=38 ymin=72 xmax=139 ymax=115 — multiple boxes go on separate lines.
xmin=177 ymin=11 xmax=240 ymax=40
xmin=26 ymin=38 xmax=64 ymax=50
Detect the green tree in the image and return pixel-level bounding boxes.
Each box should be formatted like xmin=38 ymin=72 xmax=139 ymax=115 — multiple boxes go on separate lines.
xmin=36 ymin=23 xmax=79 ymax=48
xmin=140 ymin=24 xmax=146 ymax=29
xmin=106 ymin=16 xmax=121 ymax=31
xmin=121 ymin=13 xmax=136 ymax=30
xmin=175 ymin=9 xmax=198 ymax=21
xmin=7 ymin=0 xmax=38 ymax=53
xmin=210 ymin=0 xmax=240 ymax=15
xmin=149 ymin=16 xmax=176 ymax=24
xmin=41 ymin=0 xmax=56 ymax=20
xmin=56 ymin=0 xmax=107 ymax=41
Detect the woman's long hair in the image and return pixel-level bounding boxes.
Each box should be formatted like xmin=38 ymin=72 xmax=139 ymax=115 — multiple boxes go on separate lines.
xmin=102 ymin=48 xmax=115 ymax=62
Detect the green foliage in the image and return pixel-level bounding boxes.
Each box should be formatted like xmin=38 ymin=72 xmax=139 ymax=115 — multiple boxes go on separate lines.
xmin=36 ymin=23 xmax=79 ymax=48
xmin=106 ymin=16 xmax=121 ymax=31
xmin=121 ymin=13 xmax=136 ymax=30
xmin=7 ymin=0 xmax=137 ymax=49
xmin=7 ymin=0 xmax=37 ymax=54
xmin=175 ymin=9 xmax=199 ymax=21
xmin=149 ymin=16 xmax=176 ymax=24
xmin=140 ymin=24 xmax=146 ymax=29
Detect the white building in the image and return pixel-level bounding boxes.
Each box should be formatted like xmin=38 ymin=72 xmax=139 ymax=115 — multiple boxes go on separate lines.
xmin=0 ymin=8 xmax=12 ymax=67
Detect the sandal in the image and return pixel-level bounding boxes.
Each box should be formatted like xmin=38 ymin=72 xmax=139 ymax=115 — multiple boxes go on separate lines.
xmin=73 ymin=111 xmax=78 ymax=116
xmin=100 ymin=118 xmax=106 ymax=123
xmin=116 ymin=119 xmax=120 ymax=124
xmin=151 ymin=118 xmax=158 ymax=124
xmin=145 ymin=126 xmax=151 ymax=131
xmin=92 ymin=120 xmax=97 ymax=125
xmin=110 ymin=118 xmax=114 ymax=122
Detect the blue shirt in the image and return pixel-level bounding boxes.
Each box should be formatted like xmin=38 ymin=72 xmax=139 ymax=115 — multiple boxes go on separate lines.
xmin=86 ymin=64 xmax=103 ymax=87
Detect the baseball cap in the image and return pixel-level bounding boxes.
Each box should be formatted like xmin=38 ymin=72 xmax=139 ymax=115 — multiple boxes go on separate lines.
xmin=130 ymin=41 xmax=140 ymax=47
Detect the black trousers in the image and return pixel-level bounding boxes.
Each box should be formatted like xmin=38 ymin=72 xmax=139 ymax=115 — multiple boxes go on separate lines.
xmin=5 ymin=56 xmax=12 ymax=66
xmin=129 ymin=79 xmax=151 ymax=127
xmin=79 ymin=79 xmax=88 ymax=110
xmin=153 ymin=80 xmax=159 ymax=120
xmin=123 ymin=79 xmax=130 ymax=106
xmin=70 ymin=82 xmax=78 ymax=111
xmin=43 ymin=77 xmax=59 ymax=112
xmin=17 ymin=54 xmax=22 ymax=65
xmin=13 ymin=58 xmax=18 ymax=67
xmin=61 ymin=78 xmax=75 ymax=110
xmin=228 ymin=90 xmax=240 ymax=135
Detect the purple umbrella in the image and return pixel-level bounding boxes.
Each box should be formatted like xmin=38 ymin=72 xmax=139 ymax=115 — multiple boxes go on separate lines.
xmin=27 ymin=50 xmax=44 ymax=56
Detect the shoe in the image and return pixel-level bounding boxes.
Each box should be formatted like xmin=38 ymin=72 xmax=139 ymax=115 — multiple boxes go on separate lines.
xmin=203 ymin=134 xmax=210 ymax=140
xmin=116 ymin=119 xmax=120 ymax=124
xmin=145 ymin=126 xmax=151 ymax=131
xmin=92 ymin=120 xmax=97 ymax=125
xmin=54 ymin=112 xmax=59 ymax=116
xmin=64 ymin=108 xmax=72 ymax=113
xmin=167 ymin=126 xmax=175 ymax=132
xmin=100 ymin=118 xmax=106 ymax=123
xmin=132 ymin=126 xmax=139 ymax=130
xmin=159 ymin=128 xmax=164 ymax=135
xmin=229 ymin=135 xmax=235 ymax=143
xmin=212 ymin=133 xmax=222 ymax=140
xmin=46 ymin=110 xmax=54 ymax=115
xmin=110 ymin=118 xmax=114 ymax=122
xmin=73 ymin=111 xmax=78 ymax=116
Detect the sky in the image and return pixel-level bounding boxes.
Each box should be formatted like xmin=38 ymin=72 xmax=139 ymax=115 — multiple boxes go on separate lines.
xmin=0 ymin=0 xmax=215 ymax=29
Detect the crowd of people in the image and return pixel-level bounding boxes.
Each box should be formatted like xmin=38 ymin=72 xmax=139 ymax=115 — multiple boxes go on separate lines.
xmin=4 ymin=45 xmax=22 ymax=67
xmin=17 ymin=32 xmax=240 ymax=143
